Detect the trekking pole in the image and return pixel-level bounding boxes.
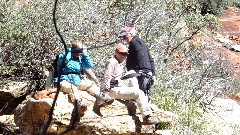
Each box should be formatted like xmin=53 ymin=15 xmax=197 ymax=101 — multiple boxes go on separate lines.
xmin=86 ymin=40 xmax=120 ymax=50
xmin=39 ymin=0 xmax=68 ymax=134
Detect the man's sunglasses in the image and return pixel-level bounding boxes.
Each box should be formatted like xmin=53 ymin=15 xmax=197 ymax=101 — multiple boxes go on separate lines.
xmin=72 ymin=48 xmax=83 ymax=53
xmin=119 ymin=35 xmax=127 ymax=40
xmin=74 ymin=51 xmax=83 ymax=53
xmin=118 ymin=52 xmax=128 ymax=56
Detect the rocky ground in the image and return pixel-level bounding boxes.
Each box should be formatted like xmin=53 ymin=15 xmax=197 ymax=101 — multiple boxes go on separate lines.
xmin=202 ymin=7 xmax=240 ymax=135
xmin=216 ymin=7 xmax=240 ymax=103
xmin=196 ymin=7 xmax=240 ymax=104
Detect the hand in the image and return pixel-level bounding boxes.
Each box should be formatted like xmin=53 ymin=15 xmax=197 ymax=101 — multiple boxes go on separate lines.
xmin=120 ymin=74 xmax=130 ymax=80
xmin=102 ymin=89 xmax=110 ymax=97
xmin=110 ymin=79 xmax=118 ymax=88
xmin=95 ymin=81 xmax=100 ymax=87
xmin=103 ymin=88 xmax=110 ymax=92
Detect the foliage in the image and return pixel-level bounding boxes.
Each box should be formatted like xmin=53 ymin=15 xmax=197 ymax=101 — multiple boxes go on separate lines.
xmin=0 ymin=0 xmax=240 ymax=134
xmin=150 ymin=52 xmax=235 ymax=133
xmin=198 ymin=0 xmax=226 ymax=15
xmin=0 ymin=0 xmax=57 ymax=90
xmin=195 ymin=0 xmax=240 ymax=15
xmin=226 ymin=0 xmax=240 ymax=8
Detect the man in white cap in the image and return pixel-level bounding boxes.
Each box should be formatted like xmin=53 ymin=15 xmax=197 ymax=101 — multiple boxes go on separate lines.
xmin=119 ymin=26 xmax=155 ymax=97
xmin=102 ymin=43 xmax=159 ymax=124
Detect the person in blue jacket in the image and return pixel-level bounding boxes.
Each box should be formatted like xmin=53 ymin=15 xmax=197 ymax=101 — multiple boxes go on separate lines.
xmin=54 ymin=40 xmax=111 ymax=106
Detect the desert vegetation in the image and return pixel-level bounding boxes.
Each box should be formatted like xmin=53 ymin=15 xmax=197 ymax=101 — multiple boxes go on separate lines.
xmin=1 ymin=0 xmax=240 ymax=134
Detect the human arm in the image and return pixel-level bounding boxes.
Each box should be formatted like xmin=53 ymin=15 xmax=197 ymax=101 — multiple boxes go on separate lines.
xmin=84 ymin=68 xmax=99 ymax=86
xmin=81 ymin=52 xmax=93 ymax=69
xmin=130 ymin=38 xmax=145 ymax=69
xmin=130 ymin=37 xmax=154 ymax=72
xmin=80 ymin=52 xmax=99 ymax=85
xmin=103 ymin=60 xmax=114 ymax=91
xmin=149 ymin=53 xmax=155 ymax=75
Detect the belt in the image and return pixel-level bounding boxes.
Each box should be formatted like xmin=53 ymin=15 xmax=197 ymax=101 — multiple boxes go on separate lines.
xmin=135 ymin=70 xmax=152 ymax=76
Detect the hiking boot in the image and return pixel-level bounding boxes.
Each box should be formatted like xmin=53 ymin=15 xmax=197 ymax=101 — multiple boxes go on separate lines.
xmin=93 ymin=102 xmax=103 ymax=117
xmin=95 ymin=95 xmax=114 ymax=107
xmin=142 ymin=115 xmax=160 ymax=125
xmin=76 ymin=100 xmax=87 ymax=117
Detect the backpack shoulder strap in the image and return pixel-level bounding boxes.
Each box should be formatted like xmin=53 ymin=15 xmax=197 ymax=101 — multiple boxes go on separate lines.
xmin=79 ymin=56 xmax=84 ymax=75
xmin=53 ymin=54 xmax=59 ymax=78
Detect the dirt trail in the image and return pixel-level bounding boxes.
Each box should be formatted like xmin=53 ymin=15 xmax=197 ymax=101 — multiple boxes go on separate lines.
xmin=216 ymin=7 xmax=240 ymax=103
xmin=218 ymin=7 xmax=240 ymax=78
xmin=211 ymin=7 xmax=240 ymax=76
xmin=218 ymin=7 xmax=240 ymax=39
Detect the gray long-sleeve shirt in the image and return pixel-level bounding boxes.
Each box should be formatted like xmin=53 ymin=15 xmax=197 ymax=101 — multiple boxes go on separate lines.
xmin=103 ymin=56 xmax=124 ymax=90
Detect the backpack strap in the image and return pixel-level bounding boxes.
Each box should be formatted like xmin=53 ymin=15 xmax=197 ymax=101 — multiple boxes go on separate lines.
xmin=53 ymin=55 xmax=59 ymax=78
xmin=120 ymin=72 xmax=152 ymax=80
xmin=79 ymin=56 xmax=84 ymax=75
xmin=120 ymin=73 xmax=142 ymax=80
xmin=121 ymin=72 xmax=153 ymax=96
xmin=53 ymin=50 xmax=84 ymax=78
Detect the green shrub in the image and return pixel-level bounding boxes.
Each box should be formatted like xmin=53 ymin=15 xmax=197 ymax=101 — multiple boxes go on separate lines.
xmin=1 ymin=0 xmax=239 ymax=134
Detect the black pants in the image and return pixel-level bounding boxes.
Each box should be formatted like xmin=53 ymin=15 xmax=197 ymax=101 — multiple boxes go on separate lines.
xmin=137 ymin=75 xmax=151 ymax=95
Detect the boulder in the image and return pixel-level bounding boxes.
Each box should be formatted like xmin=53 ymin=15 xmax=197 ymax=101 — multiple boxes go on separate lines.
xmin=203 ymin=98 xmax=240 ymax=134
xmin=0 ymin=115 xmax=20 ymax=134
xmin=0 ymin=82 xmax=28 ymax=115
xmin=231 ymin=45 xmax=240 ymax=51
xmin=14 ymin=90 xmax=178 ymax=134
